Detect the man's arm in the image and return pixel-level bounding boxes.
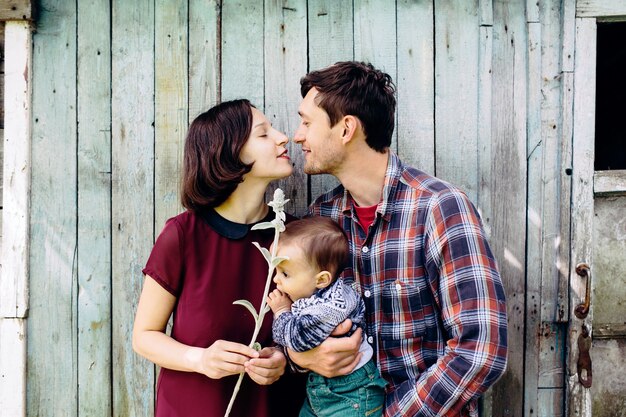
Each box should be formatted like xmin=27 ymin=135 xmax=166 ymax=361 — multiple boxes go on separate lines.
xmin=385 ymin=190 xmax=508 ymax=416
xmin=287 ymin=323 xmax=362 ymax=378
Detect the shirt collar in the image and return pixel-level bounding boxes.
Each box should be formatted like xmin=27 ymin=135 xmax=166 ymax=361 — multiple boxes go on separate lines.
xmin=341 ymin=151 xmax=402 ymax=223
xmin=199 ymin=207 xmax=274 ymax=239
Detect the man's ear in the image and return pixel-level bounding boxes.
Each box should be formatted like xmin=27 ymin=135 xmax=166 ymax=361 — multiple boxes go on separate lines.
xmin=314 ymin=271 xmax=333 ymax=289
xmin=340 ymin=115 xmax=360 ymax=145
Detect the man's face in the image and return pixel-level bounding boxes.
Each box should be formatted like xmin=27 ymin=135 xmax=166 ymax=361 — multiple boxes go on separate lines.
xmin=293 ymin=88 xmax=345 ymax=175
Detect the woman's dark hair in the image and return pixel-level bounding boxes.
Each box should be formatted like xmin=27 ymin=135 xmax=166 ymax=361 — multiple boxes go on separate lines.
xmin=181 ymin=99 xmax=254 ymax=210
xmin=300 ymin=61 xmax=396 ymax=153
xmin=280 ymin=217 xmax=349 ymax=280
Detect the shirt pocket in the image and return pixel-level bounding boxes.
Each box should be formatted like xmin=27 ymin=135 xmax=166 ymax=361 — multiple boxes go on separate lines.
xmin=380 ymin=279 xmax=428 ymax=340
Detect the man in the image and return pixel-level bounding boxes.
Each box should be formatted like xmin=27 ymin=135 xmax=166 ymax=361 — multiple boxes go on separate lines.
xmin=287 ymin=61 xmax=508 ymax=416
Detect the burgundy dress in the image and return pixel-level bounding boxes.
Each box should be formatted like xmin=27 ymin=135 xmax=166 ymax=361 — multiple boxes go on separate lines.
xmin=143 ymin=208 xmax=305 ymax=417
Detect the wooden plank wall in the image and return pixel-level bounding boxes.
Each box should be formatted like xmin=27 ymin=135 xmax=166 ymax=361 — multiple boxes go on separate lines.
xmin=18 ymin=0 xmax=578 ymax=415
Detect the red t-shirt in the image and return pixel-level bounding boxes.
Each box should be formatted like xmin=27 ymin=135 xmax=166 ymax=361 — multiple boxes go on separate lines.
xmin=143 ymin=209 xmax=305 ymax=417
xmin=354 ymin=203 xmax=378 ymax=232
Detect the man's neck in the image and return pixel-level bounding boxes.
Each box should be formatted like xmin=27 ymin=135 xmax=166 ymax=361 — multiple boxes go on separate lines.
xmin=335 ymin=148 xmax=389 ymax=207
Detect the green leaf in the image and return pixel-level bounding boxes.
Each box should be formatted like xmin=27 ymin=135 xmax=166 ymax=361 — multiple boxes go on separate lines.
xmin=251 ymin=221 xmax=275 ymax=231
xmin=252 ymin=342 xmax=262 ymax=351
xmin=252 ymin=242 xmax=272 ymax=265
xmin=233 ymin=300 xmax=259 ymax=322
xmin=271 ymin=256 xmax=289 ymax=267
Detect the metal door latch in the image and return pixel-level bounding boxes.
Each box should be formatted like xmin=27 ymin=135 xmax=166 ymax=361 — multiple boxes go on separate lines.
xmin=577 ymin=324 xmax=593 ymax=388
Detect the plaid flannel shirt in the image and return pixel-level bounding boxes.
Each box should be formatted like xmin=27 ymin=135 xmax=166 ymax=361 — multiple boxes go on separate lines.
xmin=309 ymin=151 xmax=507 ymax=417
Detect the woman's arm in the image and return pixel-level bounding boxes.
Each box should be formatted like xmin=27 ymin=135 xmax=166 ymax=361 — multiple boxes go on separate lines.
xmin=132 ymin=275 xmax=261 ymax=379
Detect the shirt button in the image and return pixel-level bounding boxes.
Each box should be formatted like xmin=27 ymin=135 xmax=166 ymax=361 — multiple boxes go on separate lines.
xmin=362 ymin=246 xmax=369 ymax=253
xmin=364 ymin=290 xmax=371 ymax=298
xmin=396 ymin=283 xmax=402 ymax=292
xmin=367 ymin=336 xmax=374 ymax=344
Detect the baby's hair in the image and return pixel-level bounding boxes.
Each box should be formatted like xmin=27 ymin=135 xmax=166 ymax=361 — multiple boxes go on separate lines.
xmin=280 ymin=217 xmax=349 ymax=280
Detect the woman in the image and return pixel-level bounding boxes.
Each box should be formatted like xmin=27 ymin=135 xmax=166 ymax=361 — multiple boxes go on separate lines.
xmin=132 ymin=99 xmax=305 ymax=417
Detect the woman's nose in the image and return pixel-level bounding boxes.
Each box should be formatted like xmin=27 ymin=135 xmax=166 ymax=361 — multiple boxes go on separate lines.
xmin=274 ymin=129 xmax=289 ymax=146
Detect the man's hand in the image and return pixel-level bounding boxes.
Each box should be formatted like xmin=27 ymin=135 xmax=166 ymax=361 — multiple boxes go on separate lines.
xmin=266 ymin=289 xmax=293 ymax=316
xmin=245 ymin=346 xmax=286 ymax=385
xmin=288 ymin=320 xmax=362 ymax=378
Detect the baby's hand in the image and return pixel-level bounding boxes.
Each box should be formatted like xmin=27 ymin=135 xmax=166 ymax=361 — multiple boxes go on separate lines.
xmin=266 ymin=289 xmax=292 ymax=316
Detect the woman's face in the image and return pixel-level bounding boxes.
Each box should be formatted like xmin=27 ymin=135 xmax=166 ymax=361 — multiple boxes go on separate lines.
xmin=240 ymin=107 xmax=293 ymax=181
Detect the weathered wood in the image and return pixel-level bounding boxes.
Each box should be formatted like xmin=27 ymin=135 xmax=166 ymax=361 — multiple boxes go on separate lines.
xmin=263 ymin=0 xmax=308 ymax=216
xmin=593 ymin=323 xmax=626 ymax=340
xmin=397 ymin=0 xmax=435 ymax=175
xmin=557 ymin=71 xmax=574 ymax=325
xmin=489 ymin=1 xmax=527 ymax=415
xmin=354 ymin=0 xmax=397 ymax=150
xmin=76 ymin=0 xmax=111 ymax=414
xmin=221 ymin=0 xmax=264 ymax=105
xmin=28 ymin=0 xmax=78 ymax=413
xmin=189 ymin=0 xmax=220 ymax=121
xmin=0 ymin=20 xmax=30 ymax=417
xmin=434 ymin=0 xmax=480 ymax=204
xmin=111 ymin=0 xmax=155 ymax=414
xmin=155 ymin=0 xmax=187 ymax=231
xmin=591 ymin=196 xmax=626 ymax=324
xmin=0 ymin=20 xmax=30 ymax=318
xmin=576 ymin=0 xmax=626 ymax=18
xmin=561 ymin=0 xmax=576 ymax=72
xmin=594 ymin=170 xmax=626 ymax=195
xmin=307 ymin=0 xmax=352 ymax=200
xmin=524 ymin=18 xmax=542 ymax=417
xmin=0 ymin=318 xmax=26 ymax=416
xmin=0 ymin=0 xmax=35 ymax=21
xmin=477 ymin=23 xmax=493 ymax=238
xmin=567 ymin=17 xmax=596 ymax=417
xmin=479 ymin=0 xmax=493 ymax=26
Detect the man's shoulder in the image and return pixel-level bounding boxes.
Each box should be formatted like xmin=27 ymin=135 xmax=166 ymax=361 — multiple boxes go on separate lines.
xmin=309 ymin=183 xmax=345 ymax=215
xmin=398 ymin=164 xmax=460 ymax=197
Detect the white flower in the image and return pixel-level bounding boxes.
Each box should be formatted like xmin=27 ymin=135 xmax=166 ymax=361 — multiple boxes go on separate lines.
xmin=268 ymin=188 xmax=289 ymax=214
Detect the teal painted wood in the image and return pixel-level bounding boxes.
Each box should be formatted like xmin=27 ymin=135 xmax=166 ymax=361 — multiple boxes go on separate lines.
xmin=396 ymin=0 xmax=435 ymax=175
xmin=189 ymin=0 xmax=220 ymax=121
xmin=434 ymin=0 xmax=480 ymax=204
xmin=263 ymin=0 xmax=309 ymax=216
xmin=222 ymin=0 xmax=264 ymax=106
xmin=28 ymin=0 xmax=78 ymax=414
xmin=307 ymin=0 xmax=353 ymax=201
xmin=77 ymin=0 xmax=112 ymax=415
xmin=354 ymin=0 xmax=397 ymax=151
xmin=489 ymin=1 xmax=528 ymax=415
xmin=111 ymin=0 xmax=155 ymax=414
xmin=155 ymin=0 xmax=188 ymax=231
xmin=525 ymin=18 xmax=542 ymax=417
xmin=536 ymin=0 xmax=570 ymax=412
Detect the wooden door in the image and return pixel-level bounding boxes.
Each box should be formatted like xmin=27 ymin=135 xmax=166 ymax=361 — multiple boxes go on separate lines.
xmin=568 ymin=5 xmax=626 ymax=416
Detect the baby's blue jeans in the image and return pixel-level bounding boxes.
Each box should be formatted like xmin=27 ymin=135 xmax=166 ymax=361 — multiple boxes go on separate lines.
xmin=299 ymin=360 xmax=387 ymax=417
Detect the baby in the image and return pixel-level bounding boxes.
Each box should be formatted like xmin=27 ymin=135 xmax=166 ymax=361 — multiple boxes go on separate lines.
xmin=267 ymin=217 xmax=386 ymax=417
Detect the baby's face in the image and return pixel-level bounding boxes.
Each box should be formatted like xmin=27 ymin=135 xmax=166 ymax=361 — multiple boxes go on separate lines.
xmin=272 ymin=243 xmax=320 ymax=302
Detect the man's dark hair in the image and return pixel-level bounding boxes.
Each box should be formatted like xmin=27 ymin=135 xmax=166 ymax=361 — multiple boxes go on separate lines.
xmin=181 ymin=99 xmax=254 ymax=210
xmin=280 ymin=217 xmax=349 ymax=280
xmin=300 ymin=61 xmax=396 ymax=152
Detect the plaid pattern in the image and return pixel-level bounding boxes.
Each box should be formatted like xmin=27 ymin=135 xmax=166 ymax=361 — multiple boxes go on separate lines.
xmin=310 ymin=152 xmax=507 ymax=417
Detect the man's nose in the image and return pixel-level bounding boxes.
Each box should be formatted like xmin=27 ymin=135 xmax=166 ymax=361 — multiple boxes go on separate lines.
xmin=293 ymin=125 xmax=305 ymax=143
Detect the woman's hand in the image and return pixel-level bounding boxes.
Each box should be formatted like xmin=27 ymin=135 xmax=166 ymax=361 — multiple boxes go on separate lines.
xmin=244 ymin=347 xmax=286 ymax=385
xmin=189 ymin=340 xmax=260 ymax=379
xmin=288 ymin=320 xmax=362 ymax=378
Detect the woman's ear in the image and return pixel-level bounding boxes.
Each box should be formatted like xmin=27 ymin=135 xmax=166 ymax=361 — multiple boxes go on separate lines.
xmin=314 ymin=271 xmax=333 ymax=289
